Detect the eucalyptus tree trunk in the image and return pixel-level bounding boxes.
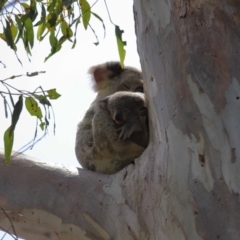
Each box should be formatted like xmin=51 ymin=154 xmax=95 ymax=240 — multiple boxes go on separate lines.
xmin=134 ymin=0 xmax=240 ymax=239
xmin=0 ymin=0 xmax=240 ymax=239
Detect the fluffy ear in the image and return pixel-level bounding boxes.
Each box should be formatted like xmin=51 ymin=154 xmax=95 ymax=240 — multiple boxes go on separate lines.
xmin=97 ymin=97 xmax=109 ymax=109
xmin=89 ymin=62 xmax=123 ymax=92
xmin=133 ymin=93 xmax=145 ymax=103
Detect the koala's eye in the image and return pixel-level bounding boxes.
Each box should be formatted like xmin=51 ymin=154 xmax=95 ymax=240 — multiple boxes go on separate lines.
xmin=123 ymin=84 xmax=130 ymax=90
xmin=134 ymin=86 xmax=144 ymax=93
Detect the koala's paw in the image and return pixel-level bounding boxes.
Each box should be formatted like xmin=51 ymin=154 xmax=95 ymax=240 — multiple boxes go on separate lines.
xmin=117 ymin=125 xmax=133 ymax=140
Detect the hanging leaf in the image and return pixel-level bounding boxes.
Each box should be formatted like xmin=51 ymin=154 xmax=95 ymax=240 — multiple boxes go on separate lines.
xmin=24 ymin=18 xmax=34 ymax=48
xmin=25 ymin=97 xmax=43 ymax=120
xmin=39 ymin=122 xmax=45 ymax=130
xmin=3 ymin=97 xmax=8 ymax=118
xmin=115 ymin=25 xmax=126 ymax=68
xmin=49 ymin=28 xmax=57 ymax=47
xmin=61 ymin=20 xmax=68 ymax=35
xmin=33 ymin=94 xmax=51 ymax=106
xmin=10 ymin=24 xmax=18 ymax=41
xmin=20 ymin=2 xmax=30 ymax=12
xmin=47 ymin=13 xmax=58 ymax=27
xmin=37 ymin=23 xmax=46 ymax=40
xmin=34 ymin=3 xmax=46 ymax=26
xmin=47 ymin=89 xmax=61 ymax=99
xmin=80 ymin=0 xmax=91 ymax=30
xmin=0 ymin=33 xmax=6 ymax=41
xmin=4 ymin=20 xmax=16 ymax=50
xmin=10 ymin=95 xmax=23 ymax=137
xmin=4 ymin=127 xmax=14 ymax=165
xmin=0 ymin=0 xmax=8 ymax=11
xmin=92 ymin=12 xmax=106 ymax=37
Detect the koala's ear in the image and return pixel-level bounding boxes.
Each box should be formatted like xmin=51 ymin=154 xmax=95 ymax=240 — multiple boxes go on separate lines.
xmin=98 ymin=97 xmax=109 ymax=109
xmin=89 ymin=62 xmax=123 ymax=92
xmin=133 ymin=93 xmax=145 ymax=103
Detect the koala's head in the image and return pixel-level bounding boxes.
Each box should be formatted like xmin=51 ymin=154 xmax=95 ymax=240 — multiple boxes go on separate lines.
xmin=99 ymin=92 xmax=147 ymax=125
xmin=89 ymin=62 xmax=144 ymax=97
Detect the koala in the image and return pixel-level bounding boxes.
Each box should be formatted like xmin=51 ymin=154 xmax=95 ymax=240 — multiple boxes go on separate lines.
xmin=88 ymin=91 xmax=149 ymax=174
xmin=75 ymin=62 xmax=144 ymax=173
xmin=98 ymin=91 xmax=148 ymax=146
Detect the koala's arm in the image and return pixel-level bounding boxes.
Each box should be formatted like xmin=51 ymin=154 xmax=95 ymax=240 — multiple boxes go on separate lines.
xmin=75 ymin=106 xmax=96 ymax=168
xmin=117 ymin=118 xmax=143 ymax=140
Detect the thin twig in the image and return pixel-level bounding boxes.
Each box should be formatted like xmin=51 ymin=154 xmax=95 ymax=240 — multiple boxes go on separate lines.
xmin=0 ymin=207 xmax=18 ymax=239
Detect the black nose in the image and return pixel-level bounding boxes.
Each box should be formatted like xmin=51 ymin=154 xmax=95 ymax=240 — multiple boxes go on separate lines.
xmin=115 ymin=110 xmax=123 ymax=121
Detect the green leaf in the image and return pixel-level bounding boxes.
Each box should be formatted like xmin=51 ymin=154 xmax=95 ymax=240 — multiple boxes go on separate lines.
xmin=92 ymin=12 xmax=105 ymax=37
xmin=10 ymin=24 xmax=18 ymax=41
xmin=23 ymin=30 xmax=32 ymax=55
xmin=15 ymin=15 xmax=24 ymax=44
xmin=115 ymin=25 xmax=126 ymax=68
xmin=10 ymin=95 xmax=23 ymax=137
xmin=47 ymin=13 xmax=58 ymax=27
xmin=37 ymin=23 xmax=46 ymax=40
xmin=20 ymin=2 xmax=30 ymax=12
xmin=61 ymin=20 xmax=73 ymax=38
xmin=49 ymin=29 xmax=57 ymax=47
xmin=72 ymin=38 xmax=77 ymax=49
xmin=34 ymin=3 xmax=46 ymax=26
xmin=29 ymin=0 xmax=38 ymax=22
xmin=4 ymin=127 xmax=14 ymax=165
xmin=61 ymin=20 xmax=68 ymax=36
xmin=0 ymin=0 xmax=8 ymax=10
xmin=3 ymin=97 xmax=8 ymax=118
xmin=72 ymin=19 xmax=80 ymax=49
xmin=45 ymin=29 xmax=63 ymax=61
xmin=80 ymin=0 xmax=91 ymax=30
xmin=4 ymin=20 xmax=16 ymax=50
xmin=33 ymin=94 xmax=51 ymax=106
xmin=25 ymin=97 xmax=43 ymax=119
xmin=39 ymin=122 xmax=45 ymax=130
xmin=47 ymin=89 xmax=61 ymax=99
xmin=47 ymin=0 xmax=57 ymax=12
xmin=0 ymin=33 xmax=6 ymax=41
xmin=7 ymin=88 xmax=15 ymax=107
xmin=24 ymin=18 xmax=34 ymax=48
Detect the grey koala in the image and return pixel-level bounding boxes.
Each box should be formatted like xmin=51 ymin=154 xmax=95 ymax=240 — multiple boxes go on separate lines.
xmin=98 ymin=91 xmax=148 ymax=145
xmin=89 ymin=91 xmax=149 ymax=174
xmin=75 ymin=62 xmax=145 ymax=173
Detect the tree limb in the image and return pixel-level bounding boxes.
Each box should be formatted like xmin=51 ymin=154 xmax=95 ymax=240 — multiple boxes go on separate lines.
xmin=0 ymin=149 xmax=147 ymax=240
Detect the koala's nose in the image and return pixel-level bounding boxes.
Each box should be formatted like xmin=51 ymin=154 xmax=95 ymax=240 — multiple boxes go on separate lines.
xmin=115 ymin=110 xmax=125 ymax=124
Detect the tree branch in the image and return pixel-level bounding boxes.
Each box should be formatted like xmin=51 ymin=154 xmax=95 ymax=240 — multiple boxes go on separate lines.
xmin=0 ymin=149 xmax=136 ymax=240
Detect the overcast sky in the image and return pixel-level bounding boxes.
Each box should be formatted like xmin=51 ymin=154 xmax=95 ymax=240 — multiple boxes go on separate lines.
xmin=0 ymin=0 xmax=141 ymax=239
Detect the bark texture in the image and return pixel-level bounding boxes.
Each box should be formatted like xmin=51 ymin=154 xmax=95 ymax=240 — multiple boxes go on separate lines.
xmin=134 ymin=0 xmax=240 ymax=239
xmin=1 ymin=0 xmax=240 ymax=239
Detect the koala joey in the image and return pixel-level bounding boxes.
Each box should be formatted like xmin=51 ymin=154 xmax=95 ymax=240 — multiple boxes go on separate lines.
xmin=89 ymin=91 xmax=149 ymax=174
xmin=98 ymin=91 xmax=148 ymax=147
xmin=75 ymin=62 xmax=144 ymax=173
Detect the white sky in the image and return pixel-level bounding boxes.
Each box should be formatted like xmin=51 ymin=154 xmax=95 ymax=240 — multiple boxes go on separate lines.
xmin=0 ymin=0 xmax=141 ymax=239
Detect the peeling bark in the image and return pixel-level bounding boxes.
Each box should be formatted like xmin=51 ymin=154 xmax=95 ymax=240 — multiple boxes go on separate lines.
xmin=134 ymin=0 xmax=240 ymax=239
xmin=1 ymin=0 xmax=240 ymax=239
